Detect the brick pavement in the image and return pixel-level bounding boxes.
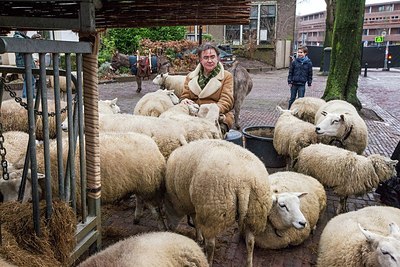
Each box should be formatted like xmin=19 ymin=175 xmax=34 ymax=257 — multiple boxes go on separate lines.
xmin=92 ymin=68 xmax=400 ymax=267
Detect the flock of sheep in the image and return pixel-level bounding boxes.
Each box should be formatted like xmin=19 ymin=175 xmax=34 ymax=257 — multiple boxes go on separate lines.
xmin=0 ymin=73 xmax=399 ymax=267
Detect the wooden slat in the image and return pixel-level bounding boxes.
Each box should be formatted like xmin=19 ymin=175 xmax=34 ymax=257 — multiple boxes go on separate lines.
xmin=0 ymin=0 xmax=251 ymax=31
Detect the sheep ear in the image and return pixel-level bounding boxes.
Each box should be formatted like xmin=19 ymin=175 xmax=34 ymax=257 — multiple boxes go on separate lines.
xmin=358 ymin=223 xmax=382 ymax=242
xmin=294 ymin=192 xmax=308 ymax=198
xmin=276 ymin=106 xmax=283 ymax=113
xmin=389 ymin=222 xmax=400 ymax=235
xmin=111 ymin=98 xmax=118 ymax=105
xmin=340 ymin=114 xmax=345 ymax=121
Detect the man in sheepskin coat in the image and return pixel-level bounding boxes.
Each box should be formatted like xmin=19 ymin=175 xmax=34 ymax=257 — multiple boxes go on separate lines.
xmin=180 ymin=43 xmax=234 ymax=137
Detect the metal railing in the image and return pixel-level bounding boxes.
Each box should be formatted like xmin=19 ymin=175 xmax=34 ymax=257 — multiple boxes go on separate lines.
xmin=0 ymin=36 xmax=99 ymax=264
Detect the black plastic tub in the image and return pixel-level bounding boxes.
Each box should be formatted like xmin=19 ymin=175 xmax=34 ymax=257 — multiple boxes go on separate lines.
xmin=242 ymin=126 xmax=287 ymax=168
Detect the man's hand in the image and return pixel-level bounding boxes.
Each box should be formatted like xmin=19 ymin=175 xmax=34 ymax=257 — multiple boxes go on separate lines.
xmin=180 ymin=98 xmax=196 ymax=105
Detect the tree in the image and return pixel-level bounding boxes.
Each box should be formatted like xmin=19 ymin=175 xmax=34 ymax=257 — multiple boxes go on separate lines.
xmin=320 ymin=0 xmax=336 ymax=70
xmin=98 ymin=26 xmax=186 ymax=65
xmin=323 ymin=0 xmax=365 ymax=109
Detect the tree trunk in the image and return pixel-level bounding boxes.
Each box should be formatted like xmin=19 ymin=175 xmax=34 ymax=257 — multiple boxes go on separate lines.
xmin=323 ymin=0 xmax=365 ymax=110
xmin=320 ymin=0 xmax=336 ymax=71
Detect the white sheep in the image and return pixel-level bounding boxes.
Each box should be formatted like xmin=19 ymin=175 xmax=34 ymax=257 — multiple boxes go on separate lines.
xmin=290 ymin=97 xmax=326 ymax=124
xmin=294 ymin=143 xmax=398 ymax=214
xmin=1 ymin=99 xmax=68 ymax=140
xmin=273 ymin=106 xmax=319 ymax=160
xmin=2 ymin=131 xmax=30 ymax=165
xmin=0 ymin=163 xmax=44 ymax=202
xmin=2 ymin=132 xmax=167 ymax=229
xmin=99 ymin=113 xmax=187 ymax=159
xmin=97 ymin=97 xmax=121 ymax=114
xmin=160 ymin=103 xmax=222 ymax=140
xmin=164 ymin=139 xmax=274 ymax=267
xmin=78 ymin=231 xmax=209 ymax=267
xmin=317 ymin=206 xmax=400 ymax=267
xmin=152 ymin=73 xmax=187 ymax=97
xmin=255 ymin=171 xmax=327 ymax=249
xmin=133 ymin=89 xmax=179 ymax=117
xmin=315 ymin=99 xmax=368 ymax=154
xmin=61 ymin=98 xmax=120 ymax=131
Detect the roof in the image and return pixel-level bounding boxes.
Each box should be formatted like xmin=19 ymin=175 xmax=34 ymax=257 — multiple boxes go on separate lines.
xmin=0 ymin=1 xmax=251 ymax=33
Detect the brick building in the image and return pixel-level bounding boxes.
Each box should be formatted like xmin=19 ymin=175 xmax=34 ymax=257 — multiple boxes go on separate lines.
xmin=296 ymin=0 xmax=400 ymax=47
xmin=186 ymin=0 xmax=296 ymax=68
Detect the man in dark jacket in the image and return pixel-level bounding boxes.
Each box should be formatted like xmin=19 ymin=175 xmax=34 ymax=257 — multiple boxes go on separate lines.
xmin=287 ymin=46 xmax=313 ymax=109
xmin=13 ymin=30 xmax=36 ymax=98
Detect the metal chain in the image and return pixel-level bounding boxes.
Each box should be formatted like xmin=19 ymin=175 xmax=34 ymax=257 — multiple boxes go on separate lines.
xmin=0 ymin=76 xmax=75 ymax=117
xmin=0 ymin=123 xmax=9 ymax=180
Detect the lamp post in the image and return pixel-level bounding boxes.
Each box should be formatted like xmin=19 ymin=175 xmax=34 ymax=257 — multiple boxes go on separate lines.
xmin=382 ymin=31 xmax=389 ymax=71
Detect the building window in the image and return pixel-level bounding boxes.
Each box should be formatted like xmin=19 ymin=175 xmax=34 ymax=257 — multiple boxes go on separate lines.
xmin=378 ymin=4 xmax=393 ymax=12
xmin=186 ymin=25 xmax=208 ymax=41
xmin=226 ymin=25 xmax=241 ymax=45
xmin=224 ymin=3 xmax=276 ymax=45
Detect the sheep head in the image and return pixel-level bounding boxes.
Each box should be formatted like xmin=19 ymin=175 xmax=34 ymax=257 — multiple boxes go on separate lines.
xmin=269 ymin=192 xmax=308 ymax=230
xmin=368 ymin=154 xmax=398 ymax=182
xmin=315 ymin=112 xmax=347 ymax=136
xmin=359 ymin=223 xmax=400 ymax=267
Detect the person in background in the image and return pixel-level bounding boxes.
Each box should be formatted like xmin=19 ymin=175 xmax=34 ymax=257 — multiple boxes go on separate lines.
xmin=180 ymin=43 xmax=234 ymax=137
xmin=13 ymin=30 xmax=40 ymax=98
xmin=287 ymin=45 xmax=313 ymax=109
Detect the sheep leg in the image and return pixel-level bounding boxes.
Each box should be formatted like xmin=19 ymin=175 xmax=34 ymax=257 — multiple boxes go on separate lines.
xmin=245 ymin=229 xmax=255 ymax=267
xmin=336 ymin=196 xmax=348 ymax=214
xmin=234 ymin=102 xmax=242 ymax=130
xmin=134 ymin=196 xmax=144 ymax=224
xmin=204 ymin=237 xmax=215 ymax=267
xmin=191 ymin=216 xmax=204 ymax=244
xmin=147 ymin=204 xmax=168 ymax=230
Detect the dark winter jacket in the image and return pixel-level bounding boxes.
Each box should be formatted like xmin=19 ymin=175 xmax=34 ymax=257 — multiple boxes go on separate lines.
xmin=288 ymin=56 xmax=313 ymax=86
xmin=13 ymin=31 xmax=37 ymax=68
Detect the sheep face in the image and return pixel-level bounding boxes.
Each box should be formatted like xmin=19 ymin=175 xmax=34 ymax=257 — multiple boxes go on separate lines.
xmin=152 ymin=73 xmax=167 ymax=85
xmin=99 ymin=98 xmax=121 ymax=114
xmin=269 ymin=192 xmax=308 ymax=230
xmin=315 ymin=112 xmax=345 ymax=136
xmin=163 ymin=198 xmax=184 ymax=231
xmin=164 ymin=89 xmax=179 ymax=105
xmin=369 ymin=155 xmax=398 ymax=181
xmin=359 ymin=223 xmax=400 ymax=267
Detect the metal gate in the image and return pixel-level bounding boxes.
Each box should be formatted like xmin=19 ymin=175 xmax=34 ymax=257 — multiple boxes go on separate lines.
xmin=0 ymin=36 xmax=101 ymax=264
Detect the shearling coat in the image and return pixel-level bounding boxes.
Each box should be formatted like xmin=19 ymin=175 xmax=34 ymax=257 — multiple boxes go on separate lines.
xmin=181 ymin=62 xmax=234 ymax=128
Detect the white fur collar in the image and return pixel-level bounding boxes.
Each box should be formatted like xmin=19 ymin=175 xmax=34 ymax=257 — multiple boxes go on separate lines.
xmin=187 ymin=62 xmax=225 ymax=98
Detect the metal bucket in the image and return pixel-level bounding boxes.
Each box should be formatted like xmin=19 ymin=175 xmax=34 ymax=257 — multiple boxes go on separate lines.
xmin=242 ymin=126 xmax=286 ymax=168
xmin=225 ymin=129 xmax=243 ymax=146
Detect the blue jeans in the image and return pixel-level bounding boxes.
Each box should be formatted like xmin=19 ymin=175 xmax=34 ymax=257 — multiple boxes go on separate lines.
xmin=22 ymin=75 xmax=36 ymax=98
xmin=288 ymin=84 xmax=305 ymax=109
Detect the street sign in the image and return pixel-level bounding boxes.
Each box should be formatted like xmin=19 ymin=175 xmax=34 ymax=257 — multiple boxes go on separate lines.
xmin=375 ymin=36 xmax=384 ymax=43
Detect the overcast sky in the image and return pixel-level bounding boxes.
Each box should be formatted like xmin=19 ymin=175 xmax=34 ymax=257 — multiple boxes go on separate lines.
xmin=296 ymin=0 xmax=400 ymax=15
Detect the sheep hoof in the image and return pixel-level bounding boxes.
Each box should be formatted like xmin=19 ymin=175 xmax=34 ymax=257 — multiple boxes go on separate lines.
xmin=136 ymin=88 xmax=141 ymax=93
